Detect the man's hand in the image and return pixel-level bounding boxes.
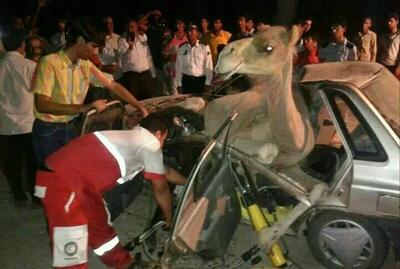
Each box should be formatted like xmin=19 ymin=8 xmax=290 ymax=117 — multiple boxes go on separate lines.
xmin=140 ymin=106 xmax=149 ymax=118
xmin=91 ymin=99 xmax=107 ymax=113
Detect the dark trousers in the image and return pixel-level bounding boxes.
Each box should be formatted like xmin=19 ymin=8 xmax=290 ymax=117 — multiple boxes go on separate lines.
xmin=182 ymin=74 xmax=206 ymax=94
xmin=118 ymin=70 xmax=155 ymax=100
xmin=32 ymin=118 xmax=79 ymax=166
xmin=0 ymin=133 xmax=36 ymax=201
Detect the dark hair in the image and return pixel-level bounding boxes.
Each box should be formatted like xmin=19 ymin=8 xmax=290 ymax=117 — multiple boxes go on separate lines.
xmin=2 ymin=26 xmax=26 ymax=51
xmin=25 ymin=35 xmax=50 ymax=60
xmin=65 ymin=18 xmax=105 ymax=48
xmin=331 ymin=18 xmax=347 ymax=28
xmin=303 ymin=30 xmax=320 ymax=43
xmin=387 ymin=13 xmax=399 ymax=21
xmin=139 ymin=113 xmax=169 ymax=134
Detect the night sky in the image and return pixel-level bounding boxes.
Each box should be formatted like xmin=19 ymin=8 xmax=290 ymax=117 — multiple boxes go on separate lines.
xmin=0 ymin=0 xmax=399 ymax=37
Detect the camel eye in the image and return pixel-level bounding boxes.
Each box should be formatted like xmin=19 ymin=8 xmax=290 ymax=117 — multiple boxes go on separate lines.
xmin=262 ymin=46 xmax=274 ymax=54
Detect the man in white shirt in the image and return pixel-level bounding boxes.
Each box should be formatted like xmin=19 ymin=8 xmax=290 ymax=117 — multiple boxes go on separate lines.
xmin=99 ymin=15 xmax=120 ymax=77
xmin=117 ymin=19 xmax=156 ymax=100
xmin=0 ymin=27 xmax=37 ymax=207
xmin=175 ymin=24 xmax=213 ymax=94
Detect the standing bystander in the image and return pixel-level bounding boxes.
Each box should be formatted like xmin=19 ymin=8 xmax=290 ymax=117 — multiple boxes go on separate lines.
xmin=319 ymin=20 xmax=357 ymax=62
xmin=378 ymin=13 xmax=400 ymax=79
xmin=31 ymin=18 xmax=148 ymax=167
xmin=175 ymin=24 xmax=213 ymax=94
xmin=355 ymin=17 xmax=377 ymax=62
xmin=200 ymin=17 xmax=231 ymax=66
xmin=0 ymin=27 xmax=37 ymax=207
xmin=117 ymin=19 xmax=157 ymax=100
xmin=163 ymin=19 xmax=188 ymax=95
xmin=99 ymin=15 xmax=120 ymax=76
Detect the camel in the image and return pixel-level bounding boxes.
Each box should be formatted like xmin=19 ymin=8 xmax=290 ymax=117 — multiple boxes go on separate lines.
xmin=204 ymin=25 xmax=314 ymax=167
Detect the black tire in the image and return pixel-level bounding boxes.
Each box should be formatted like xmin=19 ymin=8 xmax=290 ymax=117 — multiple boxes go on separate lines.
xmin=307 ymin=211 xmax=389 ymax=269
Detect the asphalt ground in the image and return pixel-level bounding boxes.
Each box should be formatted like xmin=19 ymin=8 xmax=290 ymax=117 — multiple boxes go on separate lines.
xmin=0 ymin=170 xmax=396 ymax=269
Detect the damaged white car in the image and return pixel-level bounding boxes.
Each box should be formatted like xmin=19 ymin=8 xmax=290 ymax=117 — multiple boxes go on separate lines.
xmin=83 ymin=26 xmax=399 ymax=269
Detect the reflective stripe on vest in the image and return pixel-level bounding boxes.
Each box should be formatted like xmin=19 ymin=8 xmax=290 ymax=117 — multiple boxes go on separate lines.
xmin=94 ymin=132 xmax=126 ymax=177
xmin=93 ymin=236 xmax=120 ymax=256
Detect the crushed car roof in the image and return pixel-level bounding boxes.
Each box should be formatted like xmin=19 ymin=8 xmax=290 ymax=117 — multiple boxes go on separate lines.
xmin=300 ymin=62 xmax=400 ymax=137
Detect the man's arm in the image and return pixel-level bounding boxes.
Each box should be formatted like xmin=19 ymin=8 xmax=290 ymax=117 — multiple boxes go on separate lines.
xmin=138 ymin=10 xmax=162 ymax=25
xmin=91 ymin=66 xmax=149 ymax=117
xmin=203 ymin=45 xmax=213 ymax=91
xmin=165 ymin=167 xmax=187 ymax=185
xmin=370 ymin=33 xmax=377 ymax=62
xmin=349 ymin=45 xmax=358 ymax=61
xmin=149 ymin=179 xmax=173 ymax=227
xmin=175 ymin=50 xmax=183 ymax=93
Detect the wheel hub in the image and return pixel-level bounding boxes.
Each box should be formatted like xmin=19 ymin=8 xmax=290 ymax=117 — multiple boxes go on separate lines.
xmin=319 ymin=220 xmax=373 ymax=268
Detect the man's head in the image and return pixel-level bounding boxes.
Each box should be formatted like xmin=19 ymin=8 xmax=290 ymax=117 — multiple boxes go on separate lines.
xmin=362 ymin=17 xmax=372 ymax=33
xmin=26 ymin=35 xmax=44 ymax=60
xmin=2 ymin=26 xmax=26 ymax=52
xmin=246 ymin=18 xmax=255 ymax=32
xmin=175 ymin=19 xmax=185 ymax=33
xmin=102 ymin=15 xmax=114 ymax=35
xmin=127 ymin=19 xmax=138 ymax=35
xmin=303 ymin=32 xmax=318 ymax=51
xmin=212 ymin=18 xmax=223 ymax=32
xmin=387 ymin=13 xmax=399 ymax=32
xmin=237 ymin=16 xmax=246 ymax=31
xmin=65 ymin=18 xmax=105 ymax=60
xmin=186 ymin=24 xmax=200 ymax=44
xmin=331 ymin=19 xmax=347 ymax=42
xmin=140 ymin=114 xmax=169 ymax=148
xmin=57 ymin=17 xmax=67 ymax=33
xmin=201 ymin=17 xmax=209 ymax=32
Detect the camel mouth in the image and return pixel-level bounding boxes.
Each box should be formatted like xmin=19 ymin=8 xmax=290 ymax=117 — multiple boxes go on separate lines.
xmin=216 ymin=62 xmax=243 ymax=81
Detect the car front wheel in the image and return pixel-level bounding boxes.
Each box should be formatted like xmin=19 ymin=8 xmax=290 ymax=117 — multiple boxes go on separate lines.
xmin=307 ymin=211 xmax=388 ymax=269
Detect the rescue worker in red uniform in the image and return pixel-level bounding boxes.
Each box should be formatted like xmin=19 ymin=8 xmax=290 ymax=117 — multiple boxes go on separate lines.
xmin=34 ymin=114 xmax=185 ymax=269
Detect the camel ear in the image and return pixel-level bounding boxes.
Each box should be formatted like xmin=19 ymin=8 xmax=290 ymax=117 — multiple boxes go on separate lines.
xmin=287 ymin=25 xmax=302 ymax=47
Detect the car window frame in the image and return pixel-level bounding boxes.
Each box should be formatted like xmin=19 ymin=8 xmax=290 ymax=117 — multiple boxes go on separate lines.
xmin=324 ymin=89 xmax=388 ymax=162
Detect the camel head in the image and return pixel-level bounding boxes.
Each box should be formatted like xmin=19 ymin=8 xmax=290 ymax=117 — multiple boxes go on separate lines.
xmin=215 ymin=25 xmax=301 ymax=80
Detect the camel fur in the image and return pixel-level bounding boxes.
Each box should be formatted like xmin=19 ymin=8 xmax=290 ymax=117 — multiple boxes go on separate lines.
xmin=204 ymin=26 xmax=315 ymax=167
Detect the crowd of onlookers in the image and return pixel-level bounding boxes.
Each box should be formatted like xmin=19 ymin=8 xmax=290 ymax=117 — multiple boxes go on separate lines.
xmin=0 ymin=0 xmax=399 ymax=209
xmin=294 ymin=13 xmax=400 ymax=79
xmin=1 ymin=9 xmax=399 ymax=98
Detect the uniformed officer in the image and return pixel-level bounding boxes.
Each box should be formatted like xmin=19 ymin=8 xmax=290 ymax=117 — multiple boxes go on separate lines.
xmin=175 ymin=24 xmax=213 ymax=94
xmin=319 ymin=20 xmax=357 ymax=62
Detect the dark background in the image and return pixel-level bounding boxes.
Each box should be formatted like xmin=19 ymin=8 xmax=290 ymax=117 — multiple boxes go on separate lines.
xmin=0 ymin=0 xmax=399 ymax=38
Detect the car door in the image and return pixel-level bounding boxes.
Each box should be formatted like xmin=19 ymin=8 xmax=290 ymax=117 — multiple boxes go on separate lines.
xmin=309 ymin=84 xmax=396 ymax=217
